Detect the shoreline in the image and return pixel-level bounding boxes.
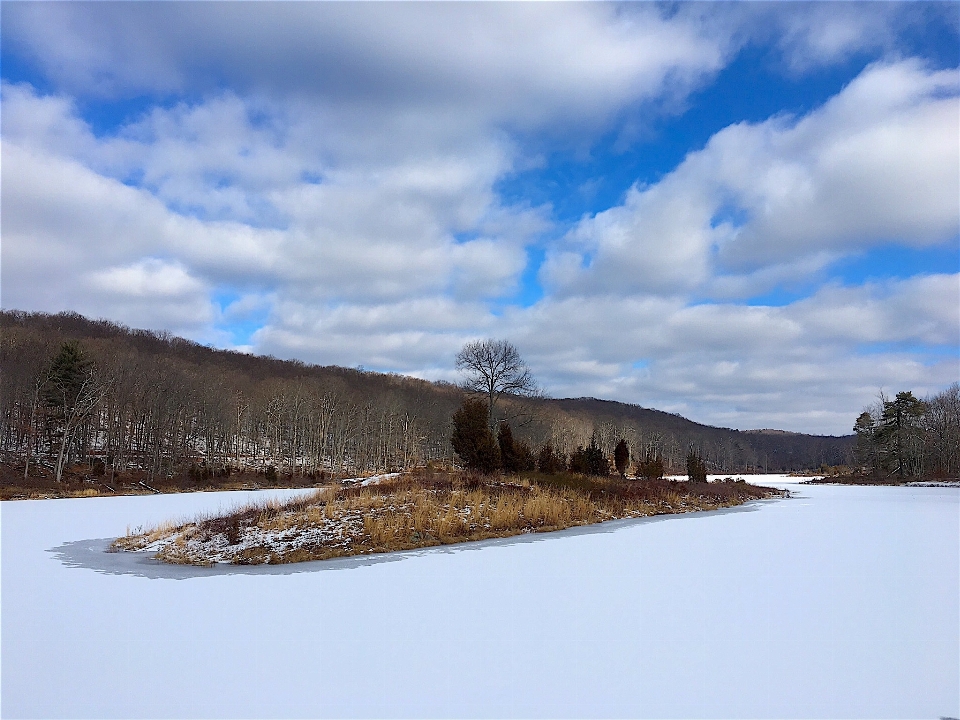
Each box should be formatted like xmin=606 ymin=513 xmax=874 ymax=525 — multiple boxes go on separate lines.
xmin=802 ymin=475 xmax=960 ymax=487
xmin=57 ymin=498 xmax=779 ymax=580
xmin=111 ymin=471 xmax=784 ymax=567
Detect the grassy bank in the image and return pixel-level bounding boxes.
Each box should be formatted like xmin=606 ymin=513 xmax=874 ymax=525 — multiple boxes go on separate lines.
xmin=112 ymin=469 xmax=783 ymax=565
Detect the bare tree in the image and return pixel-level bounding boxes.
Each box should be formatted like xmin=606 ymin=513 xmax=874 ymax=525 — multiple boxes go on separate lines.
xmin=455 ymin=339 xmax=538 ymax=426
xmin=42 ymin=343 xmax=110 ymax=482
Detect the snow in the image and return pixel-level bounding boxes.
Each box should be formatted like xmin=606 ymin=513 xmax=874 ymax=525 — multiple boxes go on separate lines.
xmin=2 ymin=476 xmax=957 ymax=718
xmin=357 ymin=472 xmax=402 ymax=486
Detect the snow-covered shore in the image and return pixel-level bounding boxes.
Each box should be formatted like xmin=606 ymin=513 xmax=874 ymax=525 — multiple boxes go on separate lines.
xmin=2 ymin=476 xmax=957 ymax=718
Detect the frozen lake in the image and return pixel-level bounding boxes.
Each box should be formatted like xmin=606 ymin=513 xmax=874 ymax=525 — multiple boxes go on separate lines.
xmin=2 ymin=477 xmax=958 ymax=718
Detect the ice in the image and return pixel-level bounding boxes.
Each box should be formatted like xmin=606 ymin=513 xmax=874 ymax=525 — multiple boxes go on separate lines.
xmin=2 ymin=476 xmax=958 ymax=718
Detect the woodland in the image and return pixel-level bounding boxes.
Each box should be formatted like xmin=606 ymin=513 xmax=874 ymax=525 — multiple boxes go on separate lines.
xmin=1 ymin=310 xmax=856 ymax=492
xmin=846 ymin=385 xmax=960 ymax=481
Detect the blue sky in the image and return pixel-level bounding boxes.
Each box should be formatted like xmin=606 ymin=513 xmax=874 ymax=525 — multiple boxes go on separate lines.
xmin=2 ymin=1 xmax=958 ymax=434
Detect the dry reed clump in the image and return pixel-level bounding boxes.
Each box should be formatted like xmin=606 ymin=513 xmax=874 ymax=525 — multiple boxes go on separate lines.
xmin=111 ymin=470 xmax=782 ymax=566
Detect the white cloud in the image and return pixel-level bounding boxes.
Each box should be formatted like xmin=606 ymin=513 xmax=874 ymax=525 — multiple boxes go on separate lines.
xmin=769 ymin=2 xmax=942 ymax=72
xmin=254 ymin=297 xmax=492 ymax=374
xmin=497 ymin=273 xmax=959 ymax=434
xmin=791 ymin=274 xmax=960 ymax=347
xmin=89 ymin=258 xmax=204 ymax=298
xmin=2 ymin=6 xmax=956 ymax=436
xmin=0 ymin=138 xmax=282 ymax=333
xmin=718 ymin=60 xmax=959 ymax=268
xmin=551 ymin=60 xmax=959 ymax=300
xmin=2 ymin=3 xmax=732 ymax=129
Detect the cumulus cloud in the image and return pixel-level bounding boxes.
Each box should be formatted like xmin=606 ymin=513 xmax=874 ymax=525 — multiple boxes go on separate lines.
xmin=718 ymin=60 xmax=959 ymax=267
xmin=502 ymin=273 xmax=959 ymax=433
xmin=2 ymin=3 xmax=732 ymax=125
xmin=769 ymin=2 xmax=949 ymax=72
xmin=551 ymin=59 xmax=959 ymax=299
xmin=2 ymin=3 xmax=956 ymax=435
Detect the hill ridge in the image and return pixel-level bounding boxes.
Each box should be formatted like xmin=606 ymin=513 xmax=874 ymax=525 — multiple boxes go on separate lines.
xmin=0 ymin=310 xmax=853 ymax=473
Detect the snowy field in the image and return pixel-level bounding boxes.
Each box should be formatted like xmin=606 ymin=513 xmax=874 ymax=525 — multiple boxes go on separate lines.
xmin=2 ymin=476 xmax=957 ymax=719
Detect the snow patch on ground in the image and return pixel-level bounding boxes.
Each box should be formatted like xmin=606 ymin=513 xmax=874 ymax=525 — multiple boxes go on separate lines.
xmin=135 ymin=513 xmax=368 ymax=564
xmin=339 ymin=472 xmax=402 ymax=486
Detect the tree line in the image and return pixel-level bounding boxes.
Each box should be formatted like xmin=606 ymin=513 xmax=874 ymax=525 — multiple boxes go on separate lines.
xmin=852 ymin=385 xmax=960 ymax=479
xmin=450 ymin=394 xmax=714 ymax=482
xmin=2 ymin=317 xmax=459 ymax=482
xmin=1 ymin=312 xmax=858 ymax=483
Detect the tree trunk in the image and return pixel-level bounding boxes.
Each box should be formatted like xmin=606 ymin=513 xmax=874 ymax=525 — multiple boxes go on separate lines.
xmin=23 ymin=386 xmax=39 ymax=480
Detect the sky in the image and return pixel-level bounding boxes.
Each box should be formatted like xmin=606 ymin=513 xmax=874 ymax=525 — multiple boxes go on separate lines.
xmin=1 ymin=1 xmax=958 ymax=436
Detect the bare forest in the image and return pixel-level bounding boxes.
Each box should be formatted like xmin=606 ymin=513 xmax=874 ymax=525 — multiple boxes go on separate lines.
xmin=1 ymin=311 xmax=855 ymax=489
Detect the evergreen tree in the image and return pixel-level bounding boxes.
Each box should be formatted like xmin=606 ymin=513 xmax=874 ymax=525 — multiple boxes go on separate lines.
xmin=877 ymin=391 xmax=927 ymax=478
xmin=853 ymin=411 xmax=878 ymax=472
xmin=686 ymin=450 xmax=707 ymax=483
xmin=513 ymin=439 xmax=536 ymax=472
xmin=43 ymin=342 xmax=102 ymax=482
xmin=614 ymin=438 xmax=630 ymax=478
xmin=43 ymin=341 xmax=93 ymax=416
xmin=498 ymin=422 xmax=535 ymax=473
xmin=497 ymin=422 xmax=517 ymax=472
xmin=451 ymin=398 xmax=501 ymax=473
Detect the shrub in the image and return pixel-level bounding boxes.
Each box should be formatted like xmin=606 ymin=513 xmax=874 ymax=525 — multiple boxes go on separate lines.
xmin=570 ymin=433 xmax=609 ymax=476
xmin=636 ymin=451 xmax=664 ymax=481
xmin=537 ymin=443 xmax=566 ymax=474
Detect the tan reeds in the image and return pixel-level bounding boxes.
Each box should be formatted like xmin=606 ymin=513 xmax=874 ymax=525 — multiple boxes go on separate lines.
xmin=112 ymin=470 xmax=778 ymax=565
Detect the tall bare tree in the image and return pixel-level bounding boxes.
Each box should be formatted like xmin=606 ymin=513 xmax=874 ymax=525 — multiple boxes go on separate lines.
xmin=43 ymin=342 xmax=109 ymax=482
xmin=455 ymin=339 xmax=538 ymax=427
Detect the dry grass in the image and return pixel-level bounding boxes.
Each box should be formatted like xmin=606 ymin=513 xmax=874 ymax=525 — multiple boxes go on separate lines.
xmin=111 ymin=469 xmax=784 ymax=566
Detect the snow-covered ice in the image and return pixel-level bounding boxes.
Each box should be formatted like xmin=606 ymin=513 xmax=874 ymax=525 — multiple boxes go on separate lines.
xmin=2 ymin=476 xmax=957 ymax=718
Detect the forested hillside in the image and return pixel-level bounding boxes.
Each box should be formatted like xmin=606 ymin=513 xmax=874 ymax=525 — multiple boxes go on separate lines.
xmin=1 ymin=310 xmax=853 ymax=483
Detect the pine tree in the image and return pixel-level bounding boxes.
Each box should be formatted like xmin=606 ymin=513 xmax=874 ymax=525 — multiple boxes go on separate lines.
xmin=877 ymin=391 xmax=927 ymax=478
xmin=853 ymin=411 xmax=877 ymax=472
xmin=43 ymin=342 xmax=93 ymax=415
